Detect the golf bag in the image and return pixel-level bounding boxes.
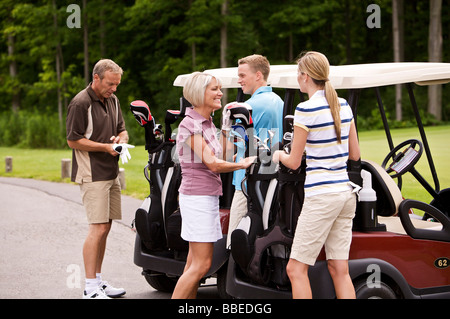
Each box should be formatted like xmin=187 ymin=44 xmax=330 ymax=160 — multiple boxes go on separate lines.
xmin=230 ymin=145 xmax=279 ymax=277
xmin=131 ymin=100 xmax=255 ymax=255
xmin=131 ymin=100 xmax=187 ymax=253
xmin=235 ymin=155 xmax=306 ymax=288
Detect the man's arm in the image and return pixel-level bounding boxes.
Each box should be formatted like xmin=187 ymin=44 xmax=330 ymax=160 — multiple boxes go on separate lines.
xmin=67 ymin=129 xmax=129 ymax=156
xmin=67 ymin=138 xmax=118 ymax=156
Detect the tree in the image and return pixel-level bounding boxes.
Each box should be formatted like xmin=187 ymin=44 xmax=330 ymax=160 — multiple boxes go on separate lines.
xmin=392 ymin=0 xmax=404 ymax=121
xmin=0 ymin=0 xmax=21 ymax=112
xmin=83 ymin=0 xmax=89 ymax=85
xmin=220 ymin=0 xmax=229 ymax=102
xmin=428 ymin=0 xmax=442 ymax=121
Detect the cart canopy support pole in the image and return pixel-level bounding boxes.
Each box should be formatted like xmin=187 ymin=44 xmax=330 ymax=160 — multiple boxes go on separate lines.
xmin=406 ymin=83 xmax=440 ymax=192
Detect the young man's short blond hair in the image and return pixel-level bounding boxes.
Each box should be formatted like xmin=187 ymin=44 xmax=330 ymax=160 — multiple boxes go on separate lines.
xmin=183 ymin=72 xmax=222 ymax=107
xmin=238 ymin=54 xmax=270 ymax=81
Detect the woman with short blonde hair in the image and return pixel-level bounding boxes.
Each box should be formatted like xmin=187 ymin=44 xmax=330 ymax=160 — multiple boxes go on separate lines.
xmin=172 ymin=71 xmax=255 ymax=299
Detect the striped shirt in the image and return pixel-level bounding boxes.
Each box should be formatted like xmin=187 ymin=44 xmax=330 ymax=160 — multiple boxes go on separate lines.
xmin=294 ymin=90 xmax=354 ymax=197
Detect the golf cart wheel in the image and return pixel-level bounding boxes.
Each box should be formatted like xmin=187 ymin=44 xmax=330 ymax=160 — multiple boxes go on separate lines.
xmin=143 ymin=270 xmax=178 ymax=293
xmin=354 ymin=279 xmax=398 ymax=299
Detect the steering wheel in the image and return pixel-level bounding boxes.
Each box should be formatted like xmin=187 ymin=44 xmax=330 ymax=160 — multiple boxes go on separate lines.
xmin=381 ymin=139 xmax=423 ymax=179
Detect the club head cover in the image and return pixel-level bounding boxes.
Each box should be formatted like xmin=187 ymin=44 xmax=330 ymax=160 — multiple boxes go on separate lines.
xmin=130 ymin=100 xmax=154 ymax=127
xmin=225 ymin=102 xmax=253 ymax=129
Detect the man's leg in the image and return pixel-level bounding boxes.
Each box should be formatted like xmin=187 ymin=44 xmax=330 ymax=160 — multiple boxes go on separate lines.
xmin=226 ymin=190 xmax=248 ymax=249
xmin=83 ymin=222 xmax=111 ymax=280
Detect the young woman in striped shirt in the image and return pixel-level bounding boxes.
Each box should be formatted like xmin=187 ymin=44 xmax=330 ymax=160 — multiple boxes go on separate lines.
xmin=273 ymin=51 xmax=361 ymax=299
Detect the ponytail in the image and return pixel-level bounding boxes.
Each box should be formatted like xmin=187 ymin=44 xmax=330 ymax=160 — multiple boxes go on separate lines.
xmin=297 ymin=51 xmax=342 ymax=143
xmin=324 ymin=80 xmax=341 ymax=143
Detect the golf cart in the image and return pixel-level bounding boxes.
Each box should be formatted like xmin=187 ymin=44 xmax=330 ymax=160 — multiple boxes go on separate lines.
xmin=132 ymin=62 xmax=450 ymax=299
xmin=225 ymin=62 xmax=450 ymax=299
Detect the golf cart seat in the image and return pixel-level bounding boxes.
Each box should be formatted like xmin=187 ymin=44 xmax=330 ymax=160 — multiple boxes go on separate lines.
xmin=362 ymin=160 xmax=450 ymax=242
xmin=351 ymin=159 xmax=404 ymax=232
xmin=361 ymin=159 xmax=403 ymax=217
xmin=398 ymin=200 xmax=450 ymax=242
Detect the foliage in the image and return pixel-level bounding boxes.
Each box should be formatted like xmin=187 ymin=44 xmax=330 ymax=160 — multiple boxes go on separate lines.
xmin=0 ymin=0 xmax=449 ymax=148
xmin=2 ymin=125 xmax=450 ymax=202
xmin=0 ymin=110 xmax=66 ymax=148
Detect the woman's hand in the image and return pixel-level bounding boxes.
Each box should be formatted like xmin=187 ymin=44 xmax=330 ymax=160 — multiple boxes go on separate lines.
xmin=272 ymin=150 xmax=283 ymax=164
xmin=239 ymin=156 xmax=257 ymax=169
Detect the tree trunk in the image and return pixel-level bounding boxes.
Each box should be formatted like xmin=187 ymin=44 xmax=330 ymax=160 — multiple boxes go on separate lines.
xmin=8 ymin=33 xmax=20 ymax=112
xmin=220 ymin=0 xmax=228 ymax=103
xmin=428 ymin=0 xmax=442 ymax=121
xmin=83 ymin=0 xmax=89 ymax=85
xmin=191 ymin=43 xmax=196 ymax=70
xmin=100 ymin=0 xmax=105 ymax=57
xmin=344 ymin=0 xmax=352 ymax=64
xmin=52 ymin=0 xmax=63 ymax=125
xmin=392 ymin=0 xmax=404 ymax=121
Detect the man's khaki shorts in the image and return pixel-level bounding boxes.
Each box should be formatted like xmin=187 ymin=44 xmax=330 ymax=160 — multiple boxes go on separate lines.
xmin=79 ymin=177 xmax=122 ymax=224
xmin=290 ymin=190 xmax=356 ymax=266
xmin=226 ymin=190 xmax=248 ymax=248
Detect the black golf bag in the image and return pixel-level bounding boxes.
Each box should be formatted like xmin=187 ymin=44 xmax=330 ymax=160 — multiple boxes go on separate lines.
xmin=231 ymin=148 xmax=306 ymax=287
xmin=229 ymin=111 xmax=308 ymax=287
xmin=131 ymin=100 xmax=188 ymax=254
xmin=230 ymin=112 xmax=308 ymax=288
xmin=131 ymin=100 xmax=256 ymax=256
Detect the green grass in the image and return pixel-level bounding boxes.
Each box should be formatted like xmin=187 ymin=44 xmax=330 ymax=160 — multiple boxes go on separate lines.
xmin=0 ymin=146 xmax=151 ymax=200
xmin=359 ymin=125 xmax=450 ymax=204
xmin=1 ymin=125 xmax=449 ymax=203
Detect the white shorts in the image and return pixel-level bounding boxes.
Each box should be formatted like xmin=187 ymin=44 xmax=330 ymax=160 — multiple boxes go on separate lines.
xmin=179 ymin=194 xmax=223 ymax=243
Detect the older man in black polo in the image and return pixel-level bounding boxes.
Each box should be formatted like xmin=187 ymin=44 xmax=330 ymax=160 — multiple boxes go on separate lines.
xmin=66 ymin=59 xmax=128 ymax=299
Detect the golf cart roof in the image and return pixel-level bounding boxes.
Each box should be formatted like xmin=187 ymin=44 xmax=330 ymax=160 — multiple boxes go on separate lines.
xmin=173 ymin=64 xmax=294 ymax=89
xmin=173 ymin=62 xmax=450 ymax=90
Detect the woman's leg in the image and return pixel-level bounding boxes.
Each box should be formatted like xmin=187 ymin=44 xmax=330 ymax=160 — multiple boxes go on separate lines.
xmin=286 ymin=258 xmax=312 ymax=299
xmin=325 ymin=191 xmax=356 ymax=299
xmin=171 ymin=242 xmax=214 ymax=299
xmin=327 ymin=259 xmax=356 ymax=299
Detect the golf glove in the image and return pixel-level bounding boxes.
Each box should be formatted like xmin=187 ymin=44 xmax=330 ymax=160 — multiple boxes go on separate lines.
xmin=221 ymin=103 xmax=233 ymax=131
xmin=113 ymin=143 xmax=135 ymax=164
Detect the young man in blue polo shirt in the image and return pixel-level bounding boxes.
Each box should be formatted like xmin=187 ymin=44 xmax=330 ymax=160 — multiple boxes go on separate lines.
xmin=225 ymin=54 xmax=284 ymax=248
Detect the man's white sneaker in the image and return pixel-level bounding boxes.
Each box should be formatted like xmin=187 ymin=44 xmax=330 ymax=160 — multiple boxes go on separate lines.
xmin=100 ymin=281 xmax=126 ymax=298
xmin=83 ymin=287 xmax=111 ymax=299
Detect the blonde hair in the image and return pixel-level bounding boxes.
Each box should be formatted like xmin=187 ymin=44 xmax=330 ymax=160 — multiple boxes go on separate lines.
xmin=183 ymin=72 xmax=222 ymax=107
xmin=238 ymin=54 xmax=270 ymax=81
xmin=93 ymin=59 xmax=123 ymax=80
xmin=297 ymin=51 xmax=341 ymax=143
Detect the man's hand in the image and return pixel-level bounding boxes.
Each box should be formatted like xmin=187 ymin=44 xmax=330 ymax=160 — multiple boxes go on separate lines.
xmin=112 ymin=143 xmax=135 ymax=164
xmin=110 ymin=135 xmax=121 ymax=144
